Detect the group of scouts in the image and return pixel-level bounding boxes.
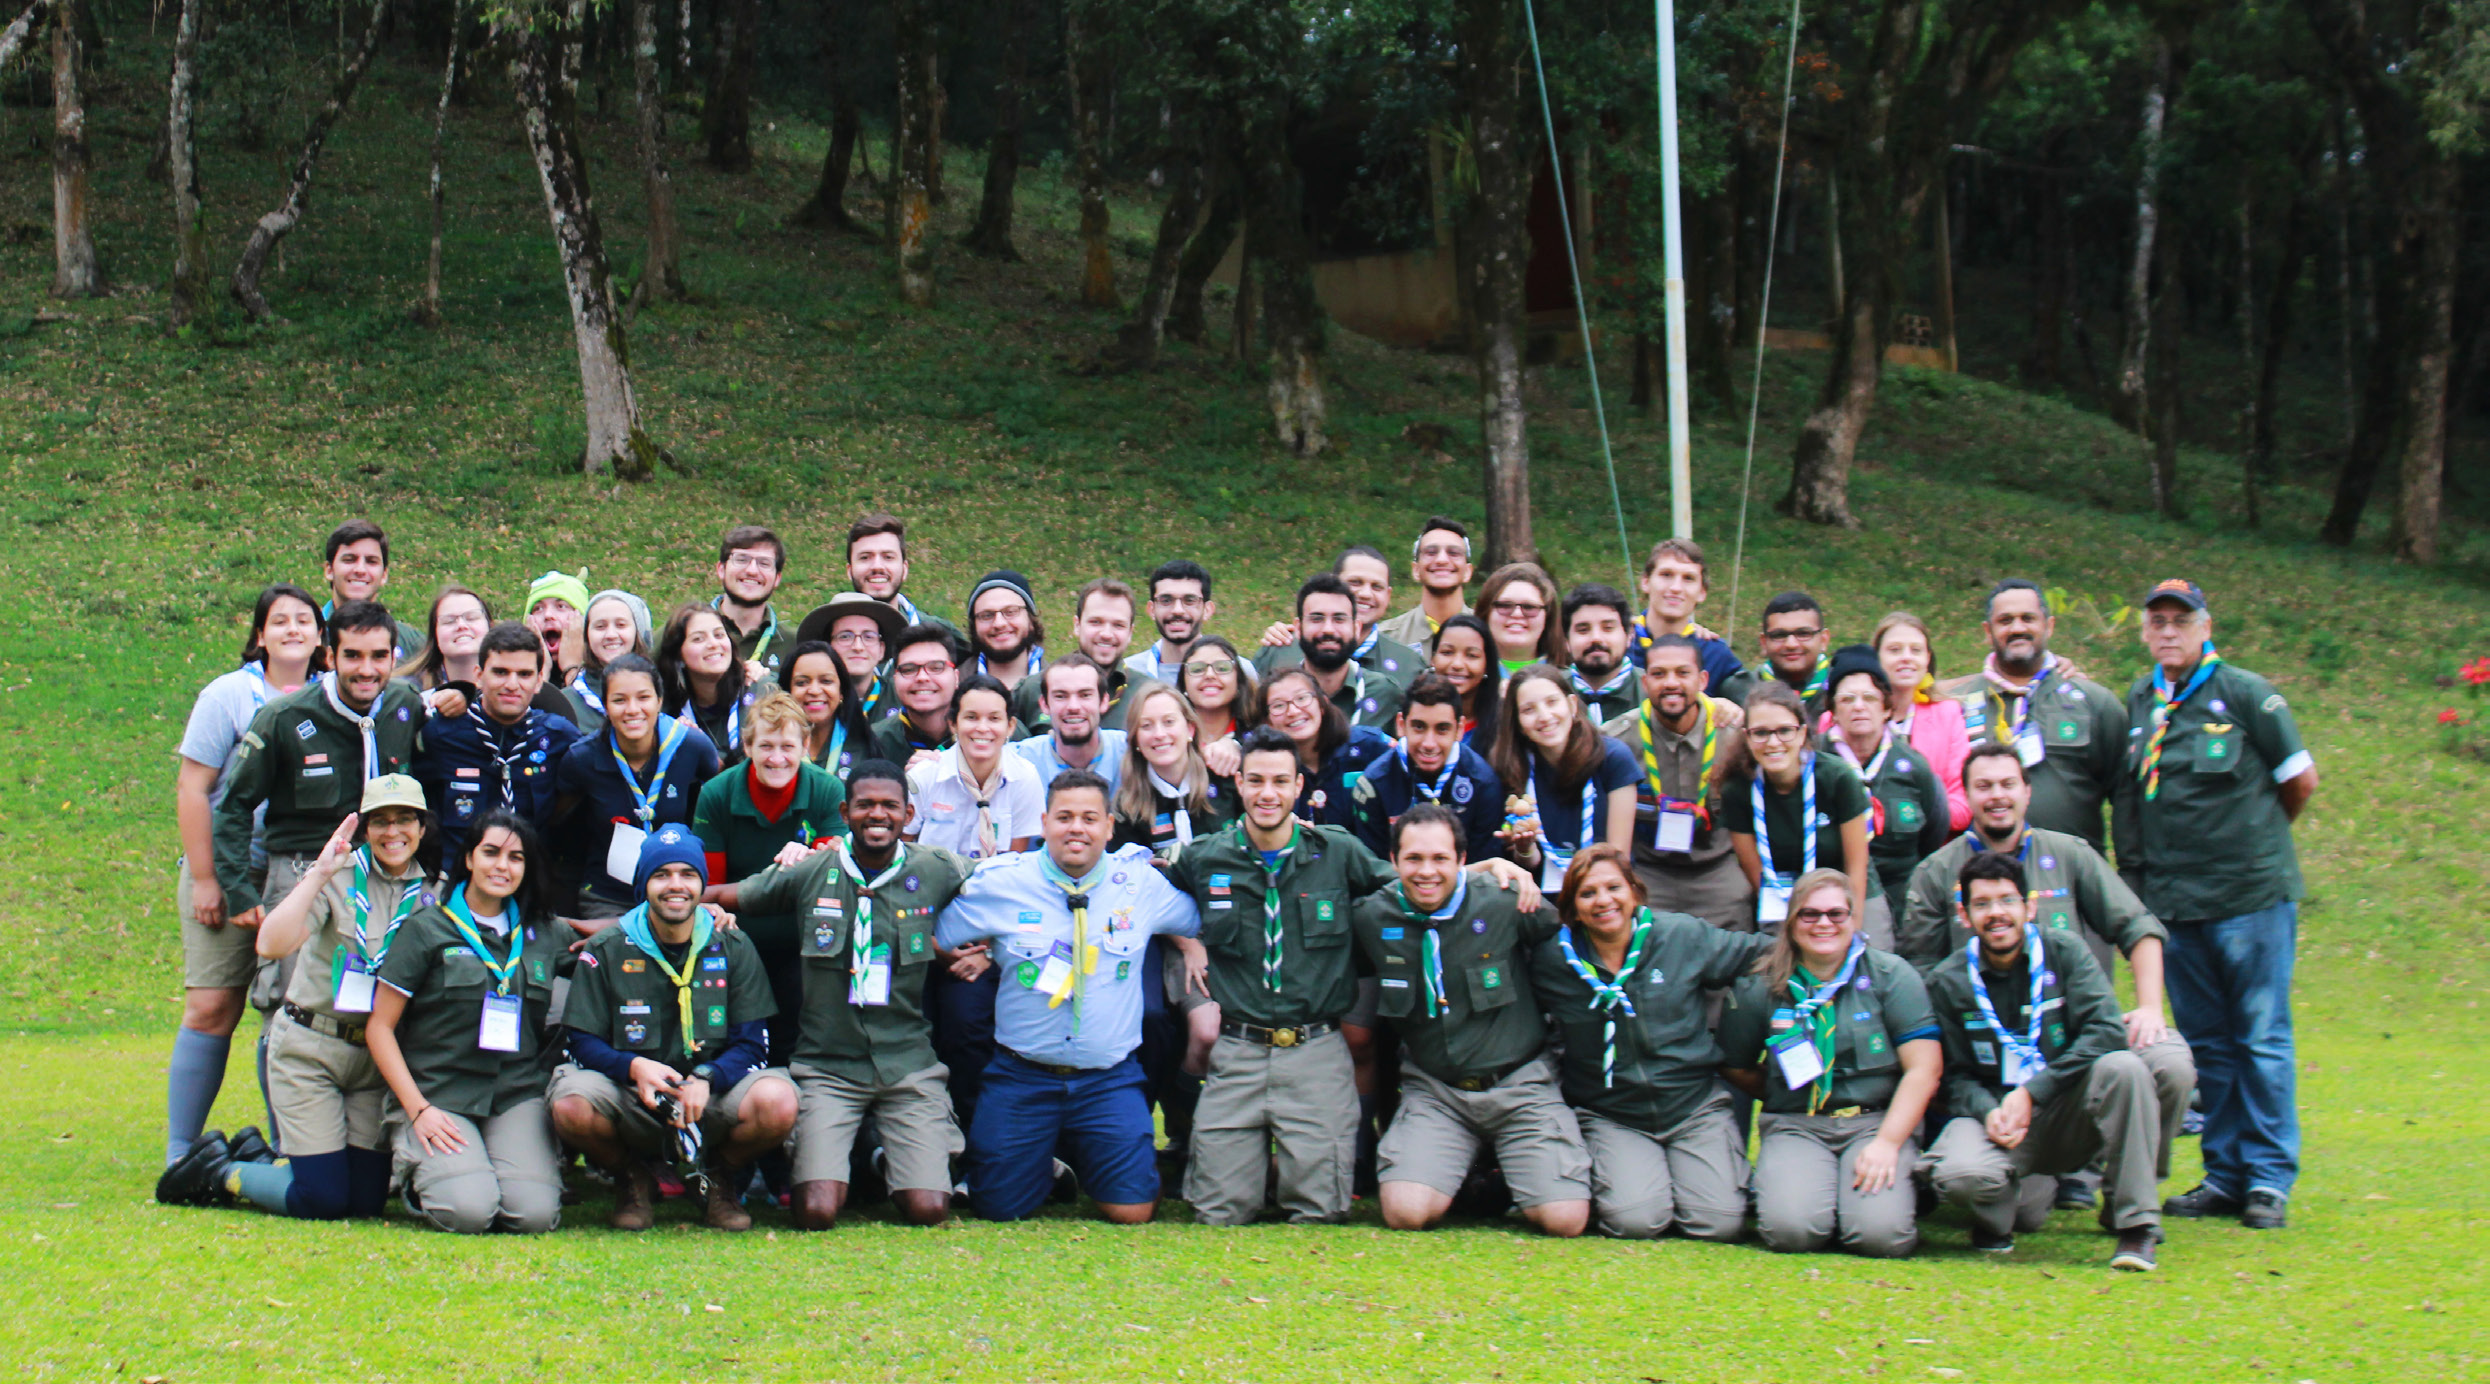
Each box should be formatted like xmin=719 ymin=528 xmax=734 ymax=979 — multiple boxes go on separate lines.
xmin=152 ymin=513 xmax=2318 ymax=1272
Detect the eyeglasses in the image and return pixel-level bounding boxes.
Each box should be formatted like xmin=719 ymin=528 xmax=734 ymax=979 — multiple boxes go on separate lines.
xmin=1266 ymin=693 xmax=1321 ymax=716
xmin=895 ymin=659 xmax=954 ymax=679
xmin=1183 ymin=659 xmax=1237 ymax=677
xmin=830 ymin=630 xmax=882 ymax=648
xmin=1747 ymin=725 xmax=1805 ymax=742
xmin=1153 ymin=594 xmax=1206 ymax=610
xmin=1792 ymin=907 xmax=1853 ymax=925
xmin=723 ymin=553 xmax=779 ymax=572
xmin=972 ymin=604 xmax=1030 ymax=624
xmin=1489 ymin=600 xmax=1545 ymax=617
xmin=1762 ymin=627 xmax=1822 ymax=643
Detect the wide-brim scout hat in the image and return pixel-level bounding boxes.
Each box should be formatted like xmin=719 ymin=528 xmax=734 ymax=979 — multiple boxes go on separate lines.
xmin=796 ymin=593 xmax=907 ymax=650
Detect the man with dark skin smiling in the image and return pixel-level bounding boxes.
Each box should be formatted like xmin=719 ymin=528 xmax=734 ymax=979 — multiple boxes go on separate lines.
xmin=713 ymin=524 xmax=794 ymax=681
xmin=1600 ymin=635 xmax=1752 ymax=932
xmin=1924 ymin=852 xmax=2188 ymax=1270
xmin=734 ymin=760 xmax=975 ymax=1230
xmin=1937 ymin=579 xmax=2127 ymax=850
xmin=869 ymin=626 xmax=964 ymax=768
xmin=415 ymin=622 xmax=583 ymax=860
xmin=1757 ymin=592 xmax=1835 ymax=719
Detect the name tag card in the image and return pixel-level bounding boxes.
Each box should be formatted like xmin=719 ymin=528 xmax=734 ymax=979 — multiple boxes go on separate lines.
xmin=478 ymin=993 xmax=523 ymax=1052
xmin=333 ymin=952 xmax=376 ymax=1014
xmin=1770 ymin=1028 xmax=1825 ymax=1089
xmin=1759 ymin=882 xmax=1792 ymax=926
xmin=2015 ymin=728 xmax=2046 ymax=767
xmin=1655 ymin=807 xmax=1697 ymax=854
xmin=606 ymin=823 xmax=649 ymax=886
xmin=854 ymin=944 xmax=893 ymax=1007
xmin=2001 ymin=1045 xmax=2037 ymax=1088
xmin=1036 ymin=941 xmax=1076 ymax=1001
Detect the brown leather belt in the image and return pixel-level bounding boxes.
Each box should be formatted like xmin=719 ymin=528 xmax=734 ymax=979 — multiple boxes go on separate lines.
xmin=1442 ymin=1055 xmax=1534 ymax=1092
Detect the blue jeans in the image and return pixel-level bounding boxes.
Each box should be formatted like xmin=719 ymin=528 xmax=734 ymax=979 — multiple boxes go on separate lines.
xmin=967 ymin=1053 xmax=1158 ymax=1221
xmin=2165 ymin=900 xmax=2299 ymax=1199
xmin=927 ymin=965 xmax=1000 ymax=1133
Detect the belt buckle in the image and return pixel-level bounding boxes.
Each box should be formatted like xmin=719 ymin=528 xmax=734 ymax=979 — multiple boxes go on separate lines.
xmin=1454 ymin=1076 xmax=1487 ymax=1092
xmin=1270 ymin=1027 xmax=1301 ymax=1048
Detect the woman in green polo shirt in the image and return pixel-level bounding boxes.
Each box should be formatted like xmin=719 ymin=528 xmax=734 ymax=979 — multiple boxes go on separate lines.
xmin=695 ymin=690 xmax=848 ymax=1064
xmin=1819 ymin=646 xmax=1952 ymax=929
xmin=368 ymin=809 xmax=571 ymax=1234
xmin=1719 ymin=868 xmax=1941 ymax=1258
xmin=1720 ymin=683 xmax=1873 ymax=935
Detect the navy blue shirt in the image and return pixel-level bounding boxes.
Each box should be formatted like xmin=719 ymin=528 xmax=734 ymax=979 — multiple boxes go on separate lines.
xmin=1300 ymin=724 xmax=1394 ymax=830
xmin=415 ymin=706 xmax=583 ymax=859
xmin=553 ymin=716 xmax=723 ymax=908
xmin=1524 ymin=735 xmax=1641 ymax=856
xmin=1348 ymin=740 xmax=1508 ymax=864
xmin=1628 ymin=620 xmax=1745 ymax=697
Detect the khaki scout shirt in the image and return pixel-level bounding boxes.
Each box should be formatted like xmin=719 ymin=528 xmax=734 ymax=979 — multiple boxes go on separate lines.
xmin=1602 ymin=699 xmax=1745 ymax=871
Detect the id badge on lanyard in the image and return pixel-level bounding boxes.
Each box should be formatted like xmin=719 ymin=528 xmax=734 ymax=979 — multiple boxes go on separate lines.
xmin=854 ymin=944 xmax=893 ymax=1006
xmin=606 ymin=822 xmax=649 ymax=888
xmin=1769 ymin=1025 xmax=1825 ymax=1089
xmin=1758 ymin=881 xmax=1793 ymax=925
xmin=2015 ymin=726 xmax=2046 ymax=767
xmin=333 ymin=951 xmax=377 ymax=1014
xmin=478 ymin=992 xmax=524 ymax=1052
xmin=1654 ymin=800 xmax=1698 ymax=854
xmin=2000 ymin=1043 xmax=2038 ymax=1088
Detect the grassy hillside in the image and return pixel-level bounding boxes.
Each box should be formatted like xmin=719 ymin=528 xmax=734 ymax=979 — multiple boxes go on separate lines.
xmin=0 ymin=34 xmax=2484 ymax=1382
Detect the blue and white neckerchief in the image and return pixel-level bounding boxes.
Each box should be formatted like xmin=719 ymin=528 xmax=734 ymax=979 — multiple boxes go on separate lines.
xmin=1398 ymin=741 xmax=1458 ymax=802
xmin=241 ymin=660 xmax=273 ymax=710
xmin=570 ymin=667 xmax=606 ymax=715
xmin=978 ymin=644 xmax=1044 ymax=680
xmin=1966 ymin=925 xmax=2051 ymax=1086
xmin=611 ymin=715 xmax=690 ymax=829
xmin=468 ymin=705 xmax=530 ymax=807
xmin=891 ymin=593 xmax=926 ymax=627
xmin=1567 ymin=663 xmax=1635 ymax=706
xmin=1351 ymin=627 xmax=1381 ymax=663
xmin=1556 ymin=911 xmax=1653 ymax=1088
xmin=1753 ymin=752 xmax=1819 ymax=896
xmin=1537 ymin=761 xmax=1602 ymax=886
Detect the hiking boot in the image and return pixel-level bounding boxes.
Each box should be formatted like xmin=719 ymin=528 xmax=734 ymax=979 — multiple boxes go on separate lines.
xmin=156 ymin=1130 xmax=224 ymax=1205
xmin=2241 ymin=1189 xmax=2289 ymax=1230
xmin=609 ymin=1165 xmax=657 ymax=1232
xmin=225 ymin=1127 xmax=277 ymax=1165
xmin=2111 ymin=1227 xmax=2161 ymax=1271
xmin=1970 ymin=1226 xmax=2015 ymax=1253
xmin=703 ymin=1169 xmax=754 ymax=1231
xmin=158 ymin=1132 xmax=235 ymax=1207
xmin=2054 ymin=1179 xmax=2098 ymax=1211
xmin=2162 ymin=1183 xmax=2243 ymax=1219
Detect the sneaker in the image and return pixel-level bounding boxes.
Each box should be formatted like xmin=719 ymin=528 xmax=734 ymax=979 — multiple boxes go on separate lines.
xmin=2162 ymin=1183 xmax=2243 ymax=1219
xmin=2053 ymin=1179 xmax=2098 ymax=1211
xmin=225 ymin=1126 xmax=277 ymax=1165
xmin=2241 ymin=1190 xmax=2288 ymax=1230
xmin=2179 ymin=1109 xmax=2205 ymax=1137
xmin=2111 ymin=1227 xmax=2161 ymax=1271
xmin=1970 ymin=1226 xmax=2015 ymax=1253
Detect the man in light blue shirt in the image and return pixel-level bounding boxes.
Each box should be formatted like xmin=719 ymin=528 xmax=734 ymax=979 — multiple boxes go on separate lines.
xmin=936 ymin=767 xmax=1199 ymax=1222
xmin=1013 ymin=656 xmax=1128 ymax=792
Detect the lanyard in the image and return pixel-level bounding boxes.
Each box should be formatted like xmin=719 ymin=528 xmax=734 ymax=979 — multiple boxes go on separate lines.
xmin=610 ymin=717 xmax=689 ymax=828
xmin=1752 ymin=753 xmax=1818 ymax=890
xmin=1783 ymin=934 xmax=1867 ymax=1112
xmin=817 ymin=716 xmax=850 ymax=772
xmin=1398 ymin=875 xmax=1469 ymax=1019
xmin=445 ymin=884 xmax=527 ymax=997
xmin=836 ymin=839 xmax=908 ymax=1004
xmin=1639 ymin=697 xmax=1716 ymax=823
xmin=1398 ymin=742 xmax=1458 ymax=803
xmin=346 ymin=847 xmax=422 ymax=968
xmin=1965 ymin=926 xmax=2050 ymax=1085
xmin=619 ymin=902 xmax=719 ymax=1058
xmin=1556 ymin=911 xmax=1652 ymax=1089
xmin=1534 ymin=759 xmax=1601 ymax=881
xmin=2140 ymin=644 xmax=2223 ymax=799
xmin=321 ymin=672 xmax=382 ymax=783
xmin=1983 ymin=653 xmax=2057 ymax=744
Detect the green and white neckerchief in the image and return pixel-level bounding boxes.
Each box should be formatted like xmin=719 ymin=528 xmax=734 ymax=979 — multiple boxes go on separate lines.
xmin=1242 ymin=821 xmax=1301 ymax=992
xmin=835 ymin=838 xmax=908 ymax=1005
xmin=1556 ymin=910 xmax=1653 ymax=1088
xmin=345 ymin=847 xmax=424 ymax=971
xmin=1396 ymin=875 xmax=1471 ymax=1019
xmin=1782 ymin=936 xmax=1868 ymax=1114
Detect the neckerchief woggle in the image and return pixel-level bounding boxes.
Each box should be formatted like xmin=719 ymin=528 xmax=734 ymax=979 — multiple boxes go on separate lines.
xmin=2140 ymin=643 xmax=2222 ymax=799
xmin=1640 ymin=696 xmax=1717 ymax=824
xmin=1036 ymin=854 xmax=1107 ymax=1028
xmin=1398 ymin=741 xmax=1459 ymax=803
xmin=1557 ymin=910 xmax=1653 ymax=1088
xmin=445 ymin=883 xmax=528 ymax=996
xmin=347 ymin=846 xmax=424 ymax=972
xmin=1783 ymin=934 xmax=1868 ymax=1112
xmin=1965 ymin=924 xmax=2050 ymax=1087
xmin=618 ymin=900 xmax=720 ymax=1059
xmin=611 ymin=716 xmax=690 ymax=828
xmin=1982 ymin=651 xmax=2057 ymax=745
xmin=1396 ymin=873 xmax=1471 ymax=1019
xmin=468 ymin=705 xmax=529 ymax=808
xmin=835 ymin=838 xmax=909 ymax=1005
xmin=321 ymin=671 xmax=381 ymax=783
xmin=1753 ymin=751 xmax=1818 ymax=899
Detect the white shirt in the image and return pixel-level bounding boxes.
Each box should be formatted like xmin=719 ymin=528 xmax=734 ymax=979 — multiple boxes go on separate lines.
xmin=905 ymin=746 xmax=1046 ymax=860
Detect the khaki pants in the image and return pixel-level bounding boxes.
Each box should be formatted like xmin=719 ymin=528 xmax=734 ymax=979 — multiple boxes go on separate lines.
xmin=1580 ymin=1093 xmax=1748 ymax=1241
xmin=1926 ymin=1042 xmax=2196 ymax=1235
xmin=1633 ymin=854 xmax=1754 ymax=933
xmin=1184 ymin=1030 xmax=1359 ymax=1226
xmin=246 ymin=853 xmax=318 ymax=1012
xmin=789 ymin=1062 xmax=962 ymax=1192
xmin=391 ymin=1097 xmax=563 ymax=1235
xmin=1754 ymin=1110 xmax=1919 ymax=1257
xmin=1379 ymin=1057 xmax=1591 ymax=1209
xmin=264 ymin=1009 xmax=385 ymax=1156
xmin=176 ymin=856 xmax=262 ymax=990
xmin=546 ymin=1064 xmax=792 ymax=1159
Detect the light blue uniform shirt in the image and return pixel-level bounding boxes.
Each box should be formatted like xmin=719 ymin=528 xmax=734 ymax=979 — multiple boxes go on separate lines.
xmin=936 ymin=844 xmax=1199 ymax=1069
xmin=1013 ymin=729 xmax=1129 ymax=793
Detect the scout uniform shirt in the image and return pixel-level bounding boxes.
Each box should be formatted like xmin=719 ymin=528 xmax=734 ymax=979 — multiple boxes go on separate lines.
xmin=1258 ymin=634 xmax=1425 ymax=724
xmin=1602 ymin=698 xmax=1745 ymax=878
xmin=1375 ymin=603 xmax=1464 ymax=652
xmin=1169 ymin=823 xmax=1397 ymax=1030
xmin=1302 ymin=725 xmax=1395 ymax=829
xmin=737 ymin=840 xmax=971 ymax=1085
xmin=1717 ymin=947 xmax=1938 ymax=1116
xmin=1926 ymin=926 xmax=2127 ymax=1122
xmin=2114 ymin=660 xmax=2313 ymax=923
xmin=213 ymin=674 xmax=423 ymax=913
xmin=683 ymin=686 xmax=761 ymax=771
xmin=690 ymin=760 xmax=850 ymax=956
xmin=1897 ymin=826 xmax=2168 ymax=972
xmin=1820 ymin=728 xmax=1953 ymax=919
xmin=869 ymin=709 xmax=953 ymax=766
xmin=1950 ymin=663 xmax=2126 ymax=849
xmin=1351 ymin=878 xmax=1562 ymax=1085
xmin=716 ymin=597 xmax=794 ymax=681
xmin=413 ymin=705 xmax=583 ymax=859
xmin=1715 ymin=753 xmax=1874 ymax=918
xmin=280 ymin=855 xmax=438 ymax=1024
xmin=373 ymin=892 xmax=570 ymax=1119
xmin=1108 ymin=773 xmax=1240 ymax=853
xmin=935 ymin=845 xmax=1201 ymax=1070
xmin=1528 ymin=910 xmax=1774 ymax=1134
xmin=1348 ymin=741 xmax=1507 ymax=864
xmin=552 ymin=717 xmax=723 ymax=910
xmin=565 ymin=917 xmax=777 ymax=1076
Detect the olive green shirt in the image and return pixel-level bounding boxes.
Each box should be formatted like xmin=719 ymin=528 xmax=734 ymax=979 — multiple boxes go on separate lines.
xmin=373 ymin=901 xmax=568 ymax=1119
xmin=280 ymin=862 xmax=438 ymax=1019
xmin=1820 ymin=732 xmax=1953 ymax=920
xmin=1352 ymin=882 xmax=1561 ymax=1085
xmin=1715 ymin=754 xmax=1874 ymax=880
xmin=213 ymin=679 xmax=424 ymax=912
xmin=1254 ymin=644 xmax=1413 ymax=731
xmin=736 ymin=842 xmax=971 ymax=1084
xmin=1717 ymin=948 xmax=1937 ymax=1115
xmin=1602 ymin=698 xmax=1745 ymax=871
xmin=869 ymin=710 xmax=952 ymax=765
xmin=1947 ymin=667 xmax=2126 ymax=849
xmin=1898 ymin=826 xmax=2165 ymax=972
xmin=1168 ymin=823 xmax=1395 ymax=1028
xmin=2112 ymin=662 xmax=2312 ymax=923
xmin=1927 ymin=928 xmax=2127 ymax=1119
xmin=721 ymin=602 xmax=795 ymax=682
xmin=566 ymin=921 xmax=777 ymax=1073
xmin=690 ymin=762 xmax=849 ymax=954
xmin=1527 ymin=911 xmax=1774 ymax=1135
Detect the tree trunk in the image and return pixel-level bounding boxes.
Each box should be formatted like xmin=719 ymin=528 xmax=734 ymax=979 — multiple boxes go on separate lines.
xmin=1065 ymin=0 xmax=1118 ymax=309
xmin=2021 ymin=162 xmax=2066 ymax=386
xmin=0 ymin=0 xmax=53 ymax=69
xmin=674 ymin=0 xmax=693 ymax=90
xmin=889 ymin=0 xmax=937 ymax=305
xmin=2389 ymin=155 xmax=2458 ymax=564
xmin=2147 ymin=226 xmax=2182 ymax=516
xmin=2250 ymin=194 xmax=2305 ymax=484
xmin=1460 ymin=0 xmax=1533 ymax=567
xmin=1786 ymin=282 xmax=1882 ymax=528
xmin=961 ymin=0 xmax=1035 ymax=259
xmin=2114 ymin=36 xmax=2171 ymax=434
xmin=415 ymin=1 xmax=466 ymax=327
xmin=1113 ymin=152 xmax=1206 ymax=368
xmin=788 ymin=0 xmax=864 ymax=232
xmin=701 ymin=0 xmax=754 ymax=171
xmin=50 ymin=0 xmax=100 ymax=299
xmin=2236 ymin=183 xmax=2258 ymax=525
xmin=629 ymin=0 xmax=687 ymax=304
xmin=1822 ymin=172 xmax=1844 ymax=326
xmin=228 ymin=0 xmax=389 ymax=321
xmin=1167 ymin=175 xmax=1238 ymax=345
xmin=1244 ymin=119 xmax=1325 ymax=457
xmin=166 ymin=0 xmax=211 ymax=328
xmin=504 ymin=16 xmax=658 ymax=481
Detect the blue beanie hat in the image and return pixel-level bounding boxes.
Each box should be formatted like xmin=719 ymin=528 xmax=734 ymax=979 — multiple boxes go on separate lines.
xmin=633 ymin=823 xmax=709 ymax=897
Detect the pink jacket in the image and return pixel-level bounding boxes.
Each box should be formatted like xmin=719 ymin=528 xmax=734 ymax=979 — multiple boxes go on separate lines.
xmin=1820 ymin=697 xmax=1975 ymax=832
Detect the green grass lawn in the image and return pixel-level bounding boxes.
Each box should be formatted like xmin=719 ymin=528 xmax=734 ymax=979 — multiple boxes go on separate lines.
xmin=0 ymin=35 xmax=2484 ymax=1382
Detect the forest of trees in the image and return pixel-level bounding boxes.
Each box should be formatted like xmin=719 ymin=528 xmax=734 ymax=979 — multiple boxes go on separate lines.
xmin=4 ymin=0 xmax=2485 ymax=565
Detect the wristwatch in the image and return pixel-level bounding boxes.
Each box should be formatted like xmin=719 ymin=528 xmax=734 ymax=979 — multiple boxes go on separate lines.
xmin=689 ymin=1063 xmax=719 ymax=1086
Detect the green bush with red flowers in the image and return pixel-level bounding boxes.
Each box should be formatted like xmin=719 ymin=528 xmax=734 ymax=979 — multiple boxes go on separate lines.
xmin=2440 ymin=657 xmax=2490 ymax=759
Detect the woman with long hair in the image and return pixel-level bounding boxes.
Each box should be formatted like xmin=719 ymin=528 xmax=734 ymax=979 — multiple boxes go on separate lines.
xmin=395 ymin=585 xmax=493 ymax=696
xmin=658 ymin=603 xmax=759 ymax=771
xmin=1177 ymin=634 xmax=1251 ymax=777
xmin=1255 ymin=666 xmax=1389 ymax=828
xmin=777 ymin=640 xmax=851 ymax=772
xmin=565 ymin=588 xmax=653 ymax=732
xmin=1865 ymin=611 xmax=1971 ymax=831
xmin=1490 ymin=666 xmax=1639 ymax=890
xmin=1428 ymin=614 xmax=1502 ymax=754
xmin=1473 ymin=563 xmax=1565 ymax=674
xmin=1721 ymin=682 xmax=1874 ymax=937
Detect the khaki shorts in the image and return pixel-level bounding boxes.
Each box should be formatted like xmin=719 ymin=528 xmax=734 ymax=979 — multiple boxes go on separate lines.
xmin=1378 ymin=1057 xmax=1591 ymax=1209
xmin=789 ymin=1062 xmax=962 ymax=1192
xmin=1160 ymin=946 xmax=1214 ymax=1016
xmin=246 ymin=854 xmax=318 ymax=1011
xmin=265 ymin=1008 xmax=387 ymax=1156
xmin=177 ymin=856 xmax=263 ymax=990
xmin=545 ymin=1064 xmax=792 ymax=1157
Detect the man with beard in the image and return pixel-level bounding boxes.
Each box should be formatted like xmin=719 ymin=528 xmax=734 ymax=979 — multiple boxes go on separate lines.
xmin=1257 ymin=547 xmax=1425 ymax=689
xmin=869 ymin=626 xmax=964 ymax=769
xmin=1560 ymin=583 xmax=1640 ymax=726
xmin=713 ymin=525 xmax=795 ymax=682
xmin=1936 ymin=579 xmax=2128 ymax=850
xmin=1375 ymin=517 xmax=1474 ymax=650
xmin=845 ymin=514 xmax=957 ymax=641
xmin=1127 ymin=560 xmax=1229 ymax=687
xmin=1283 ymin=573 xmax=1404 ymax=731
xmin=1016 ymin=657 xmax=1129 ymax=790
xmin=965 ymin=570 xmax=1045 ymax=708
xmin=1598 ymin=634 xmax=1753 ymax=932
xmin=414 ymin=622 xmax=583 ymax=861
xmin=1021 ymin=579 xmax=1139 ymax=736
